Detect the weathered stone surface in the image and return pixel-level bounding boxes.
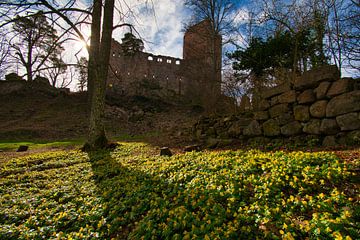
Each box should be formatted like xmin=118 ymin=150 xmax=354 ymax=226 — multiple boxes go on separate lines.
xmin=160 ymin=147 xmax=172 ymax=156
xmin=262 ymin=119 xmax=280 ymax=136
xmin=275 ymin=113 xmax=294 ymax=125
xmin=235 ymin=118 xmax=253 ymax=127
xmin=326 ymin=90 xmax=360 ymax=117
xmin=310 ymin=100 xmax=328 ymax=118
xmin=239 ymin=95 xmax=251 ymax=112
xmin=269 ymin=104 xmax=289 ymax=118
xmin=303 ymin=119 xmax=321 ymax=135
xmin=294 ymin=65 xmax=340 ymax=89
xmin=294 ymin=105 xmax=310 ymax=122
xmin=281 ymin=121 xmax=303 ymax=136
xmin=205 ymin=127 xmax=216 ymax=137
xmin=320 ymin=119 xmax=340 ymax=134
xmin=17 ymin=145 xmax=28 ymax=152
xmin=345 ymin=130 xmax=360 ymax=145
xmin=261 ymin=83 xmax=291 ymax=99
xmin=298 ymin=89 xmax=316 ymax=104
xmin=243 ymin=120 xmax=262 ymax=136
xmin=327 ymin=78 xmax=354 ymax=97
xmin=322 ymin=136 xmax=337 ymax=147
xmin=248 ymin=137 xmax=270 ymax=145
xmin=278 ymin=90 xmax=297 ymax=103
xmin=228 ymin=122 xmax=242 ymax=137
xmin=314 ymin=81 xmax=331 ymax=99
xmin=253 ymin=111 xmax=269 ymax=120
xmin=336 ymin=112 xmax=360 ymax=131
xmin=184 ymin=145 xmax=201 ymax=152
xmin=257 ymin=100 xmax=270 ymax=111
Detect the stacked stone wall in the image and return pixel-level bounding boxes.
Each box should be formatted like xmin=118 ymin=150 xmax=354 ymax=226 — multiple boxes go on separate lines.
xmin=194 ymin=65 xmax=360 ymax=146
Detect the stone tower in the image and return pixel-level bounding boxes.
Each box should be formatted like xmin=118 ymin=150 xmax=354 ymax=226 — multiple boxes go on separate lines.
xmin=183 ymin=19 xmax=222 ymax=103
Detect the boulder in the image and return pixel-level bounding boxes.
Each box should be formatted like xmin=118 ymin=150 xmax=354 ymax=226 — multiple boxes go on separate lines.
xmin=336 ymin=112 xmax=360 ymax=131
xmin=257 ymin=100 xmax=270 ymax=111
xmin=261 ymin=83 xmax=291 ymax=99
xmin=294 ymin=105 xmax=310 ymax=122
xmin=294 ymin=65 xmax=340 ymax=89
xmin=277 ymin=90 xmax=297 ymax=104
xmin=326 ymin=78 xmax=354 ymax=97
xmin=228 ymin=122 xmax=242 ymax=137
xmin=345 ymin=130 xmax=360 ymax=145
xmin=309 ymin=100 xmax=328 ymax=118
xmin=298 ymin=89 xmax=316 ymax=104
xmin=281 ymin=121 xmax=303 ymax=136
xmin=243 ymin=120 xmax=262 ymax=136
xmin=314 ymin=81 xmax=331 ymax=99
xmin=326 ymin=91 xmax=360 ymax=117
xmin=269 ymin=104 xmax=289 ymax=118
xmin=253 ymin=111 xmax=269 ymax=120
xmin=17 ymin=145 xmax=28 ymax=152
xmin=320 ymin=119 xmax=340 ymax=135
xmin=322 ymin=136 xmax=337 ymax=147
xmin=262 ymin=119 xmax=281 ymax=136
xmin=184 ymin=145 xmax=201 ymax=152
xmin=303 ymin=119 xmax=321 ymax=135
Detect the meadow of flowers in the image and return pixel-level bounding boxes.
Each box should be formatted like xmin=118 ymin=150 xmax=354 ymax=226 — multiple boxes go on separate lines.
xmin=0 ymin=142 xmax=358 ymax=239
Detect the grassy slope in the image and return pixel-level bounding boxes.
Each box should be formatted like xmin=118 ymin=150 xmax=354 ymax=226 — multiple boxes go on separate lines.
xmin=0 ymin=143 xmax=359 ymax=239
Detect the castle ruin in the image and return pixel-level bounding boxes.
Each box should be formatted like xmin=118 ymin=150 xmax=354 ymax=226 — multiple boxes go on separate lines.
xmin=107 ymin=20 xmax=222 ymax=104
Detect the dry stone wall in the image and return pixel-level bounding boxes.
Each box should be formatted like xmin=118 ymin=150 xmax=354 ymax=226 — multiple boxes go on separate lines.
xmin=194 ymin=65 xmax=360 ymax=146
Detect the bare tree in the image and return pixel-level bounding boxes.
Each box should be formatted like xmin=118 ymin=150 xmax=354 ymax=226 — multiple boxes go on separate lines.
xmin=0 ymin=29 xmax=10 ymax=79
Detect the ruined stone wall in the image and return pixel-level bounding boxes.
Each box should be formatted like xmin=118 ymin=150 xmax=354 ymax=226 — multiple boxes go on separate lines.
xmin=194 ymin=65 xmax=360 ymax=146
xmin=108 ymin=40 xmax=184 ymax=98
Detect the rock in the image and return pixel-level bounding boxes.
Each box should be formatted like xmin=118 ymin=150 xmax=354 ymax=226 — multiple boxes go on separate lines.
xmin=277 ymin=90 xmax=297 ymax=103
xmin=297 ymin=89 xmax=316 ymax=104
xmin=326 ymin=91 xmax=360 ymax=117
xmin=235 ymin=118 xmax=253 ymax=127
xmin=294 ymin=105 xmax=310 ymax=122
xmin=336 ymin=112 xmax=360 ymax=131
xmin=261 ymin=83 xmax=291 ymax=99
xmin=184 ymin=145 xmax=201 ymax=152
xmin=294 ymin=65 xmax=340 ymax=89
xmin=322 ymin=136 xmax=337 ymax=147
xmin=248 ymin=137 xmax=270 ymax=145
xmin=262 ymin=119 xmax=281 ymax=136
xmin=239 ymin=95 xmax=251 ymax=112
xmin=320 ymin=119 xmax=340 ymax=134
xmin=275 ymin=113 xmax=294 ymax=126
xmin=303 ymin=119 xmax=321 ymax=135
xmin=269 ymin=104 xmax=289 ymax=118
xmin=314 ymin=81 xmax=331 ymax=99
xmin=253 ymin=111 xmax=269 ymax=120
xmin=309 ymin=100 xmax=328 ymax=118
xmin=160 ymin=147 xmax=172 ymax=156
xmin=326 ymin=78 xmax=354 ymax=97
xmin=257 ymin=100 xmax=270 ymax=111
xmin=243 ymin=120 xmax=262 ymax=136
xmin=205 ymin=127 xmax=216 ymax=137
xmin=228 ymin=122 xmax=242 ymax=137
xmin=17 ymin=145 xmax=29 ymax=152
xmin=206 ymin=138 xmax=233 ymax=149
xmin=281 ymin=121 xmax=303 ymax=136
xmin=345 ymin=130 xmax=360 ymax=145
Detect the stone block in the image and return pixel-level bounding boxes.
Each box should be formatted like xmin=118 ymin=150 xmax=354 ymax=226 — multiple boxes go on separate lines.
xmin=228 ymin=122 xmax=242 ymax=137
xmin=262 ymin=119 xmax=280 ymax=136
xmin=278 ymin=90 xmax=297 ymax=103
xmin=256 ymin=99 xmax=270 ymax=111
xmin=326 ymin=90 xmax=360 ymax=117
xmin=320 ymin=119 xmax=340 ymax=135
xmin=243 ymin=120 xmax=262 ymax=136
xmin=327 ymin=78 xmax=354 ymax=97
xmin=310 ymin=100 xmax=328 ymax=118
xmin=294 ymin=65 xmax=340 ymax=89
xmin=253 ymin=111 xmax=269 ymax=120
xmin=322 ymin=136 xmax=337 ymax=147
xmin=275 ymin=113 xmax=294 ymax=126
xmin=314 ymin=81 xmax=331 ymax=99
xmin=294 ymin=105 xmax=310 ymax=122
xmin=269 ymin=103 xmax=289 ymax=118
xmin=336 ymin=112 xmax=360 ymax=131
xmin=297 ymin=89 xmax=316 ymax=104
xmin=281 ymin=121 xmax=303 ymax=136
xmin=261 ymin=83 xmax=291 ymax=99
xmin=303 ymin=119 xmax=321 ymax=135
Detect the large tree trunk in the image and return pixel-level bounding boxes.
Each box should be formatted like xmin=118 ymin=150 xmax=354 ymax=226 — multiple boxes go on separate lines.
xmin=86 ymin=0 xmax=115 ymax=150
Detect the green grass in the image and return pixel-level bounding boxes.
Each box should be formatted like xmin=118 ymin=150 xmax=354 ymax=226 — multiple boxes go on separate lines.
xmin=0 ymin=142 xmax=359 ymax=239
xmin=0 ymin=140 xmax=83 ymax=151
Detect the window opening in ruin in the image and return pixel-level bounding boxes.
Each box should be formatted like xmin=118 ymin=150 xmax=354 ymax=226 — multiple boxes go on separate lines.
xmin=176 ymin=60 xmax=180 ymax=65
xmin=127 ymin=72 xmax=130 ymax=75
xmin=167 ymin=59 xmax=172 ymax=64
xmin=112 ymin=52 xmax=115 ymax=57
xmin=157 ymin=58 xmax=163 ymax=62
xmin=144 ymin=74 xmax=147 ymax=78
xmin=115 ymin=70 xmax=118 ymax=74
xmin=148 ymin=56 xmax=153 ymax=61
xmin=152 ymin=75 xmax=155 ymax=79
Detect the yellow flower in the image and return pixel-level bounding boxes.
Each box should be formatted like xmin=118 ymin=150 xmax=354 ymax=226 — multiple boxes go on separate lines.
xmin=283 ymin=223 xmax=288 ymax=229
xmin=279 ymin=230 xmax=285 ymax=235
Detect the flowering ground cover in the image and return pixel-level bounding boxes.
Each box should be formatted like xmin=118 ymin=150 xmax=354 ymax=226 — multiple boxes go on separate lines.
xmin=0 ymin=142 xmax=359 ymax=239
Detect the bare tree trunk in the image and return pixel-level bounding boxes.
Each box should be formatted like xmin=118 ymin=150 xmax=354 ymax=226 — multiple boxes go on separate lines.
xmin=86 ymin=0 xmax=115 ymax=149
